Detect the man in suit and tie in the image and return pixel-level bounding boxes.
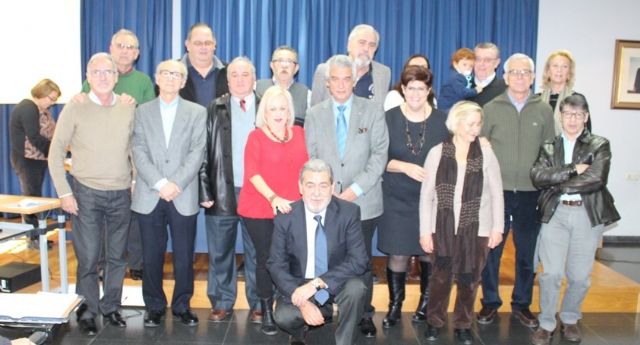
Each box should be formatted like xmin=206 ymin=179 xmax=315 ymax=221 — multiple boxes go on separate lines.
xmin=304 ymin=54 xmax=389 ymax=337
xmin=131 ymin=59 xmax=207 ymax=328
xmin=310 ymin=24 xmax=391 ymax=106
xmin=267 ymin=159 xmax=368 ymax=345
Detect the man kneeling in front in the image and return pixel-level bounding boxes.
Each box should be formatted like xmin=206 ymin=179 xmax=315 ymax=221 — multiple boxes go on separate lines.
xmin=267 ymin=159 xmax=368 ymax=345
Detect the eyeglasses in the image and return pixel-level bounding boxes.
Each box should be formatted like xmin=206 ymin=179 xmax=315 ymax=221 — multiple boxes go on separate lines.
xmin=404 ymin=86 xmax=428 ymax=93
xmin=47 ymin=94 xmax=58 ymax=102
xmin=114 ymin=43 xmax=138 ymax=50
xmin=272 ymin=58 xmax=297 ymax=66
xmin=191 ymin=40 xmax=215 ymax=47
xmin=158 ymin=70 xmax=184 ymax=79
xmin=89 ymin=69 xmax=116 ymax=77
xmin=561 ymin=111 xmax=586 ymax=120
xmin=476 ymin=58 xmax=497 ymax=64
xmin=507 ymin=69 xmax=533 ymax=78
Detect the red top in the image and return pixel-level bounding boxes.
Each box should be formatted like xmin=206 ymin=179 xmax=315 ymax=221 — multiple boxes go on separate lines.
xmin=238 ymin=126 xmax=309 ymax=219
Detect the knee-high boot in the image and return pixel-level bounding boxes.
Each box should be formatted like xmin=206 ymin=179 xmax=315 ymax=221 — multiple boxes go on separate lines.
xmin=412 ymin=261 xmax=431 ymax=322
xmin=383 ymin=268 xmax=406 ymax=328
xmin=260 ymin=297 xmax=277 ymax=335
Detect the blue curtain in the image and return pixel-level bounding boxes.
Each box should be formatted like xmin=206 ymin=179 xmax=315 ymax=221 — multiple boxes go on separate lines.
xmin=0 ymin=104 xmax=63 ymax=197
xmin=182 ymin=0 xmax=538 ymax=92
xmin=81 ymin=0 xmax=173 ymax=79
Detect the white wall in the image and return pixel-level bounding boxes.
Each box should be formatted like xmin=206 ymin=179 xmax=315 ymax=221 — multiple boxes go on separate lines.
xmin=537 ymin=0 xmax=640 ymax=236
xmin=0 ymin=0 xmax=81 ymax=103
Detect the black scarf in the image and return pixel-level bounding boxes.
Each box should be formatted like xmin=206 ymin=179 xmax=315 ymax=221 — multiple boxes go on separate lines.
xmin=434 ymin=136 xmax=483 ymax=287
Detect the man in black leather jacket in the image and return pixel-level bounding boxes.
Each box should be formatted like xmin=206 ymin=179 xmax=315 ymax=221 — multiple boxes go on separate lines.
xmin=529 ymin=94 xmax=620 ymax=345
xmin=198 ymin=57 xmax=261 ymax=323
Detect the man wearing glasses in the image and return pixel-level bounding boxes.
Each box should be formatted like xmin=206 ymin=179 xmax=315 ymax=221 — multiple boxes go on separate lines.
xmin=255 ymin=46 xmax=310 ymax=126
xmin=180 ymin=23 xmax=229 ymax=107
xmin=131 ymin=60 xmax=207 ymax=328
xmin=478 ymin=53 xmax=555 ymax=329
xmin=49 ymin=53 xmax=136 ymax=336
xmin=310 ymin=24 xmax=390 ymax=107
xmin=470 ymin=42 xmax=507 ymax=106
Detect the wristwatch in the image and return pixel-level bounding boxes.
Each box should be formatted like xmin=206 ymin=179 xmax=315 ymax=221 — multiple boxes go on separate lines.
xmin=311 ymin=278 xmax=322 ymax=290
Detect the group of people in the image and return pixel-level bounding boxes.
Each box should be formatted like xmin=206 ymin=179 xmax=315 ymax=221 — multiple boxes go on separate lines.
xmin=8 ymin=22 xmax=619 ymax=345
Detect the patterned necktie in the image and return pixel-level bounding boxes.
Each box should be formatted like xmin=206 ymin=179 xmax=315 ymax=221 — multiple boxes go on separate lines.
xmin=314 ymin=215 xmax=328 ymax=276
xmin=336 ymin=105 xmax=347 ymax=158
xmin=240 ymin=98 xmax=246 ymax=112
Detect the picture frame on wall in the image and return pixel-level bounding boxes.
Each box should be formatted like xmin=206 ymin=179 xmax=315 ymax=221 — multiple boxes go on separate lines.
xmin=611 ymin=39 xmax=640 ymax=109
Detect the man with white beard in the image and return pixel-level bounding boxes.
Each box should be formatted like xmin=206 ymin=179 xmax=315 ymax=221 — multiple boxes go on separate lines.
xmin=310 ymin=24 xmax=391 ymax=106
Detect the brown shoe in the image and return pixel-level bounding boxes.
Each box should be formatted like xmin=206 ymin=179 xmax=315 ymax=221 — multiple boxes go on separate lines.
xmin=512 ymin=308 xmax=539 ymax=328
xmin=477 ymin=306 xmax=497 ymax=324
xmin=529 ymin=328 xmax=552 ymax=345
xmin=561 ymin=322 xmax=582 ymax=342
xmin=208 ymin=309 xmax=231 ymax=322
xmin=249 ymin=309 xmax=263 ymax=324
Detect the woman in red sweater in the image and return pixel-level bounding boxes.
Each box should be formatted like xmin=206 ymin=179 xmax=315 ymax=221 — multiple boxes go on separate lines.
xmin=238 ymin=86 xmax=309 ymax=335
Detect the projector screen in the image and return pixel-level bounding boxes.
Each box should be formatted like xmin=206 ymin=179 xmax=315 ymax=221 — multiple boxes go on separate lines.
xmin=0 ymin=0 xmax=81 ymax=103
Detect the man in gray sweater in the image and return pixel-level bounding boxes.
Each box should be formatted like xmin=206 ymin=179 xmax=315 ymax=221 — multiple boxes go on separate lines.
xmin=477 ymin=53 xmax=554 ymax=329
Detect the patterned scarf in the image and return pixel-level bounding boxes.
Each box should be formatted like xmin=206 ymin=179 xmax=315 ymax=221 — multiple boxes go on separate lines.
xmin=24 ymin=108 xmax=56 ymax=160
xmin=434 ymin=135 xmax=483 ymax=287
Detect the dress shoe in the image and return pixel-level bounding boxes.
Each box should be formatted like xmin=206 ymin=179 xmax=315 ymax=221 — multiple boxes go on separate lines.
xmin=561 ymin=322 xmax=582 ymax=342
xmin=454 ymin=328 xmax=474 ymax=344
xmin=289 ymin=335 xmax=306 ymax=345
xmin=144 ymin=310 xmax=164 ymax=328
xmin=249 ymin=309 xmax=263 ymax=323
xmin=103 ymin=311 xmax=126 ymax=327
xmin=78 ymin=318 xmax=98 ymax=336
xmin=530 ymin=328 xmax=552 ymax=345
xmin=424 ymin=324 xmax=439 ymax=341
xmin=512 ymin=308 xmax=539 ymax=328
xmin=129 ymin=268 xmax=143 ymax=281
xmin=208 ymin=309 xmax=232 ymax=322
xmin=76 ymin=303 xmax=88 ymax=321
xmin=476 ymin=306 xmax=497 ymax=324
xmin=173 ymin=309 xmax=199 ymax=326
xmin=359 ymin=317 xmax=377 ymax=337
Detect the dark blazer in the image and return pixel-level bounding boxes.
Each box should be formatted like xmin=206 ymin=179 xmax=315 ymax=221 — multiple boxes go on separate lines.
xmin=198 ymin=92 xmax=260 ymax=216
xmin=267 ymin=197 xmax=368 ymax=301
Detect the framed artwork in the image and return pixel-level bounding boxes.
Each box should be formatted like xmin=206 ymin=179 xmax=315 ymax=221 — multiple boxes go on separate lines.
xmin=611 ymin=39 xmax=640 ymax=109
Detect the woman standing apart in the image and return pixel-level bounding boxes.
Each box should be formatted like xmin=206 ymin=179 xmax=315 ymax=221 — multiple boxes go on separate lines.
xmin=9 ymin=79 xmax=60 ymax=227
xmin=540 ymin=50 xmax=591 ymax=133
xmin=378 ymin=65 xmax=448 ymax=328
xmin=237 ymin=86 xmax=309 ymax=335
xmin=420 ymin=101 xmax=504 ymax=345
xmin=529 ymin=94 xmax=619 ymax=345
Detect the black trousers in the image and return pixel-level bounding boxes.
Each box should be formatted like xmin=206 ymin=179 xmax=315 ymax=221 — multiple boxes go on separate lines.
xmin=243 ymin=217 xmax=275 ymax=299
xmin=137 ymin=200 xmax=197 ymax=313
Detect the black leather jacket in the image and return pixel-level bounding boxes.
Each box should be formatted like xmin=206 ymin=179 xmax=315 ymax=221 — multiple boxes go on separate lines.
xmin=198 ymin=93 xmax=259 ymax=216
xmin=530 ymin=129 xmax=620 ymax=226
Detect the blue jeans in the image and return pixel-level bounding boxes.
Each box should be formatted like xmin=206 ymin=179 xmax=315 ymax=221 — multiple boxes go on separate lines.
xmin=71 ymin=178 xmax=130 ymax=318
xmin=480 ymin=191 xmax=540 ymax=310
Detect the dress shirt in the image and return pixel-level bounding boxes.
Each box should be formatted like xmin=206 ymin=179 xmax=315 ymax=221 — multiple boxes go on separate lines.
xmin=304 ymin=207 xmax=327 ymax=279
xmin=88 ymin=91 xmax=117 ymax=106
xmin=507 ymin=91 xmax=530 ymax=113
xmin=475 ymin=73 xmax=496 ymax=88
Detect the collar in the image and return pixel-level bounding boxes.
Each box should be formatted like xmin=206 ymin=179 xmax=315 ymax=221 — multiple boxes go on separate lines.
xmin=475 ymin=73 xmax=496 ymax=87
xmin=88 ymin=91 xmax=117 ymax=106
xmin=331 ymin=95 xmax=353 ymax=110
xmin=231 ymin=93 xmax=256 ymax=107
xmin=271 ymin=76 xmax=295 ymax=89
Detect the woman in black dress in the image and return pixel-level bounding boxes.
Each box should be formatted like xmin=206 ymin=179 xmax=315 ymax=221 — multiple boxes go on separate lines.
xmin=378 ymin=66 xmax=449 ymax=327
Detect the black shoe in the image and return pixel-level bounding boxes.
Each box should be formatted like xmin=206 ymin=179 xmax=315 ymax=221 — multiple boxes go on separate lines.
xmin=260 ymin=298 xmax=277 ymax=335
xmin=382 ymin=268 xmax=405 ymax=328
xmin=477 ymin=306 xmax=497 ymax=324
xmin=104 ymin=311 xmax=126 ymax=327
xmin=359 ymin=317 xmax=377 ymax=337
xmin=144 ymin=310 xmax=164 ymax=327
xmin=289 ymin=335 xmax=306 ymax=345
xmin=424 ymin=324 xmax=439 ymax=341
xmin=412 ymin=261 xmax=431 ymax=323
xmin=512 ymin=308 xmax=539 ymax=328
xmin=78 ymin=318 xmax=98 ymax=336
xmin=76 ymin=303 xmax=88 ymax=321
xmin=454 ymin=328 xmax=473 ymax=344
xmin=173 ymin=309 xmax=199 ymax=326
xmin=129 ymin=269 xmax=143 ymax=281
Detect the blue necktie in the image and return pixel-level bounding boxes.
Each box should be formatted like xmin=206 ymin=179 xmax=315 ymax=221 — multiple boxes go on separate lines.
xmin=336 ymin=105 xmax=347 ymax=159
xmin=314 ymin=215 xmax=328 ymax=276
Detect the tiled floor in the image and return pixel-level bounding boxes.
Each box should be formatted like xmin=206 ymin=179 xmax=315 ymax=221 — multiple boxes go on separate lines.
xmin=3 ymin=309 xmax=632 ymax=344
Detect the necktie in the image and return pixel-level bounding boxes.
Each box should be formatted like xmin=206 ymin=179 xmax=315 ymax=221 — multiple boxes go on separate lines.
xmin=314 ymin=215 xmax=328 ymax=276
xmin=240 ymin=98 xmax=246 ymax=112
xmin=336 ymin=105 xmax=347 ymax=158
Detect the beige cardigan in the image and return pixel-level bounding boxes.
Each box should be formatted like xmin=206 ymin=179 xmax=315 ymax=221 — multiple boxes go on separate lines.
xmin=419 ymin=143 xmax=504 ymax=237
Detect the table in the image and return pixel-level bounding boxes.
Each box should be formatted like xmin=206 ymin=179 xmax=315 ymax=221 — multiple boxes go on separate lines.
xmin=0 ymin=194 xmax=68 ymax=293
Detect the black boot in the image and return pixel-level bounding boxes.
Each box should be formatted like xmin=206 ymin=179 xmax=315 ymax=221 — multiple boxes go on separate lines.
xmin=412 ymin=261 xmax=431 ymax=322
xmin=260 ymin=298 xmax=277 ymax=335
xmin=383 ymin=268 xmax=406 ymax=328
